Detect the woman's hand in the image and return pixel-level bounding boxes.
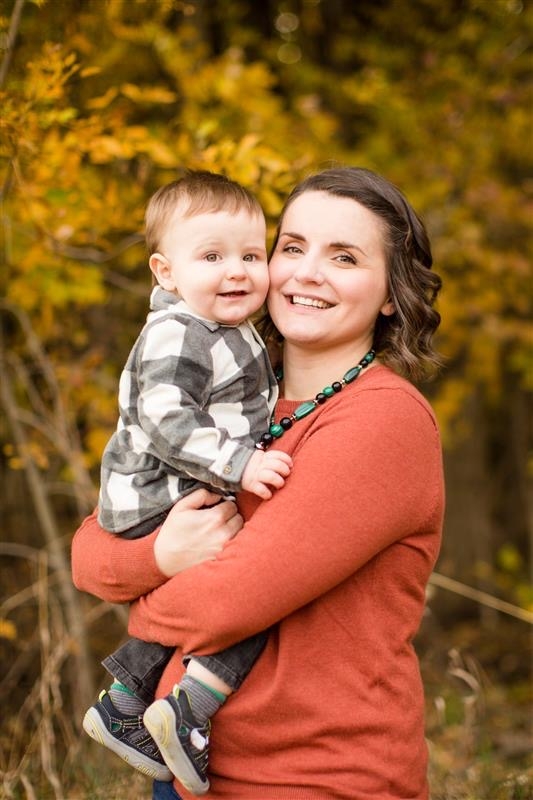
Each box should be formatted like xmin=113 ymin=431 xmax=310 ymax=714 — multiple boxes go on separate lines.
xmin=154 ymin=489 xmax=243 ymax=577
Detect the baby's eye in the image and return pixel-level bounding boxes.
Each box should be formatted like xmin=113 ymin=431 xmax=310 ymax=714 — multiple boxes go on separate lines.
xmin=205 ymin=253 xmax=220 ymax=262
xmin=243 ymin=253 xmax=257 ymax=262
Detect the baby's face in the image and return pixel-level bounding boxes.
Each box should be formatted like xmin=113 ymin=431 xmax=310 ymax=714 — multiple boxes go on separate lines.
xmin=151 ymin=205 xmax=269 ymax=326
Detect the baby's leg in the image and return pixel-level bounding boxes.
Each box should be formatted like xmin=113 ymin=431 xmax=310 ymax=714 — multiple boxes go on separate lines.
xmin=103 ymin=638 xmax=175 ymax=705
xmin=83 ymin=639 xmax=175 ymax=782
xmin=186 ymin=657 xmax=233 ymax=696
xmin=144 ymin=632 xmax=268 ymax=796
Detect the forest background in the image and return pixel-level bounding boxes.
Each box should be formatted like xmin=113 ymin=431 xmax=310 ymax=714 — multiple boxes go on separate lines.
xmin=0 ymin=0 xmax=531 ymax=798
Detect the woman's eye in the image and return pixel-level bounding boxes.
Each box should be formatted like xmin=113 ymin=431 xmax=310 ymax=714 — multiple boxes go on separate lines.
xmin=335 ymin=253 xmax=357 ymax=266
xmin=283 ymin=245 xmax=303 ymax=254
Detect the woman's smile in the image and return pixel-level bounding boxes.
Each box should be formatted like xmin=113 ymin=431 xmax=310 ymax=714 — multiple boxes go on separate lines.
xmin=289 ymin=294 xmax=334 ymax=309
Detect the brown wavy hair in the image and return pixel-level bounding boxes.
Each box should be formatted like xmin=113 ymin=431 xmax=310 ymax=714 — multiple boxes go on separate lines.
xmin=260 ymin=166 xmax=442 ymax=382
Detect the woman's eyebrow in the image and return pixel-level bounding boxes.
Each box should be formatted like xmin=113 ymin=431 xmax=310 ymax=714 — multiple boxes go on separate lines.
xmin=278 ymin=231 xmax=306 ymax=241
xmin=279 ymin=231 xmax=368 ymax=257
xmin=330 ymin=240 xmax=368 ymax=257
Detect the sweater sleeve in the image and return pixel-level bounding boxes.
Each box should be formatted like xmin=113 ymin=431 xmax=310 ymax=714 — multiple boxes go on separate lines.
xmin=127 ymin=385 xmax=443 ymax=653
xmin=71 ymin=511 xmax=166 ymax=603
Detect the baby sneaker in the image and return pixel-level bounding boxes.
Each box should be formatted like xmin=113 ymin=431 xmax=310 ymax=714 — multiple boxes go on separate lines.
xmin=83 ymin=689 xmax=172 ymax=781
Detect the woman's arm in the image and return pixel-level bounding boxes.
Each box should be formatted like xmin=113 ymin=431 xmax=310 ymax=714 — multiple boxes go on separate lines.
xmin=127 ymin=384 xmax=444 ymax=653
xmin=71 ymin=489 xmax=243 ymax=603
xmin=71 ymin=511 xmax=164 ymax=603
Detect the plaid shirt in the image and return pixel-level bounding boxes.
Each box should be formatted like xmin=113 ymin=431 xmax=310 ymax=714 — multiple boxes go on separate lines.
xmin=98 ymin=287 xmax=277 ymax=534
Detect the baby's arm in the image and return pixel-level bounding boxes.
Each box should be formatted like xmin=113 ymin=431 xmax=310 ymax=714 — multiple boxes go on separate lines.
xmin=241 ymin=449 xmax=293 ymax=500
xmin=123 ymin=316 xmax=262 ymax=492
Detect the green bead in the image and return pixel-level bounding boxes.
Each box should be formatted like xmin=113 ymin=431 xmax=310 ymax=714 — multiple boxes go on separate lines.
xmin=294 ymin=400 xmax=317 ymax=420
xmin=344 ymin=365 xmax=362 ymax=383
xmin=323 ymin=386 xmax=335 ymax=397
xmin=269 ymin=424 xmax=284 ymax=438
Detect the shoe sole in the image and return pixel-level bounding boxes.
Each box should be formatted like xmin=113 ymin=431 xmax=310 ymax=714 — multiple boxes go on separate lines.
xmin=144 ymin=699 xmax=210 ymax=796
xmin=82 ymin=706 xmax=173 ymax=782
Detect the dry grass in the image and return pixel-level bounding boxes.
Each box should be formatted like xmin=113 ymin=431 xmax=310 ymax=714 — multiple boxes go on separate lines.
xmin=422 ymin=617 xmax=532 ymax=800
xmin=1 ymin=555 xmax=531 ymax=800
xmin=2 ymin=651 xmax=530 ymax=800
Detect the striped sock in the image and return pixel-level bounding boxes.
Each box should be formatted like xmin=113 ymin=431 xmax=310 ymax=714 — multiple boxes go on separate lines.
xmin=108 ymin=681 xmax=146 ymax=715
xmin=177 ymin=675 xmax=226 ymax=725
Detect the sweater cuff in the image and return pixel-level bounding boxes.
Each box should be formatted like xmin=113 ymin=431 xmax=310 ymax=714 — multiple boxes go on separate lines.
xmin=71 ymin=509 xmax=167 ymax=603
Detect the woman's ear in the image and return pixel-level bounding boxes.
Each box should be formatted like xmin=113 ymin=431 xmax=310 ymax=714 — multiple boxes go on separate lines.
xmin=149 ymin=253 xmax=176 ymax=291
xmin=380 ymin=298 xmax=395 ymax=317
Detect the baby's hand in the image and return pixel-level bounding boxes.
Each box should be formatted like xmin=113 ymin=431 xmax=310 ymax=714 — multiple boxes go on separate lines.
xmin=241 ymin=449 xmax=293 ymax=500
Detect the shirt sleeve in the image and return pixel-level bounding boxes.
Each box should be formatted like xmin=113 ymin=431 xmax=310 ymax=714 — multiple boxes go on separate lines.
xmin=134 ymin=317 xmax=253 ymax=489
xmin=126 ymin=386 xmax=444 ymax=653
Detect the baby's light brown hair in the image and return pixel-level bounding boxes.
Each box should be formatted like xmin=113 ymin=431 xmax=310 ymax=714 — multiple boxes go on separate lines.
xmin=145 ymin=170 xmax=264 ymax=256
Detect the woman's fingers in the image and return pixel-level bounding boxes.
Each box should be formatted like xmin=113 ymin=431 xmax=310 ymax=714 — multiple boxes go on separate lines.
xmin=171 ymin=488 xmax=223 ymax=511
xmin=207 ymin=499 xmax=243 ymax=537
xmin=154 ymin=491 xmax=243 ymax=577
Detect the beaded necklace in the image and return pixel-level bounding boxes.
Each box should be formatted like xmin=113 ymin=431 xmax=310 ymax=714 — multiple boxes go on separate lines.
xmin=256 ymin=349 xmax=376 ymax=450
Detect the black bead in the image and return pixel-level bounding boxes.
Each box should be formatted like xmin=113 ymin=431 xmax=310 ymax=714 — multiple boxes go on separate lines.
xmin=315 ymin=393 xmax=327 ymax=404
xmin=260 ymin=432 xmax=274 ymax=446
xmin=280 ymin=417 xmax=293 ymax=430
xmin=332 ymin=381 xmax=342 ymax=393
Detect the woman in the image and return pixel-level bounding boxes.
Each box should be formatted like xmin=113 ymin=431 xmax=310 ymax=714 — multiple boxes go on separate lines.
xmin=72 ymin=166 xmax=445 ymax=800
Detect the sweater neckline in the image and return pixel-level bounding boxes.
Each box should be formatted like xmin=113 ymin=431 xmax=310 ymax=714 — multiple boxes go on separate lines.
xmin=275 ymin=363 xmax=387 ymax=411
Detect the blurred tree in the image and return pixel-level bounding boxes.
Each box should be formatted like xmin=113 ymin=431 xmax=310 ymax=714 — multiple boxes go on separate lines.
xmin=1 ymin=0 xmax=532 ymax=795
xmin=1 ymin=0 xmax=531 ymax=626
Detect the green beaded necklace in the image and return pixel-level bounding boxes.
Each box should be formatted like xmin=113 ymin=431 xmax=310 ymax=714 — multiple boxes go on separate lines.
xmin=256 ymin=349 xmax=376 ymax=450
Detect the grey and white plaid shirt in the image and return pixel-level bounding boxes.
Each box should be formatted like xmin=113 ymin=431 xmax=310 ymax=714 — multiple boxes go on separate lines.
xmin=98 ymin=287 xmax=277 ymax=535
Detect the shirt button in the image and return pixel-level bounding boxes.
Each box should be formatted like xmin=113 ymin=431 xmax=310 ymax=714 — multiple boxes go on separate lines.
xmin=223 ymin=465 xmax=232 ymax=474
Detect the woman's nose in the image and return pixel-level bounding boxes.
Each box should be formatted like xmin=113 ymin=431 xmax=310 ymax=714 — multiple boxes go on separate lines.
xmin=293 ymin=254 xmax=324 ymax=283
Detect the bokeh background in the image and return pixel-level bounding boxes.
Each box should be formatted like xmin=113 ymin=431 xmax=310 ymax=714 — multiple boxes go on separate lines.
xmin=1 ymin=1 xmax=531 ymax=798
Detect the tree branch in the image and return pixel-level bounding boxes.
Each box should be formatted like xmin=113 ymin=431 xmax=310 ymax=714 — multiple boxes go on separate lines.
xmin=0 ymin=0 xmax=26 ymax=89
xmin=0 ymin=343 xmax=94 ymax=710
xmin=430 ymin=571 xmax=533 ymax=624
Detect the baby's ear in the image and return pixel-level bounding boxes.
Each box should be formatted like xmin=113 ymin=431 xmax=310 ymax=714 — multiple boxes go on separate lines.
xmin=149 ymin=253 xmax=175 ymax=291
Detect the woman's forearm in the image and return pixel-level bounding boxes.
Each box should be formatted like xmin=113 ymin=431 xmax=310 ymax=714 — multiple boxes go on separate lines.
xmin=71 ymin=511 xmax=166 ymax=603
xmin=71 ymin=491 xmax=242 ymax=603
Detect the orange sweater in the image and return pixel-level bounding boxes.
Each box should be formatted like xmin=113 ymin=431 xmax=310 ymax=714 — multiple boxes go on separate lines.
xmin=72 ymin=366 xmax=444 ymax=800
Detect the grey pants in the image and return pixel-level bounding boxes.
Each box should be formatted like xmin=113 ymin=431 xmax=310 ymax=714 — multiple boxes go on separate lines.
xmin=102 ymin=631 xmax=268 ymax=705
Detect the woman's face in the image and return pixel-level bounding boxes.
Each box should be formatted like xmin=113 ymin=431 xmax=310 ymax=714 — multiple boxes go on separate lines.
xmin=267 ymin=191 xmax=395 ymax=354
